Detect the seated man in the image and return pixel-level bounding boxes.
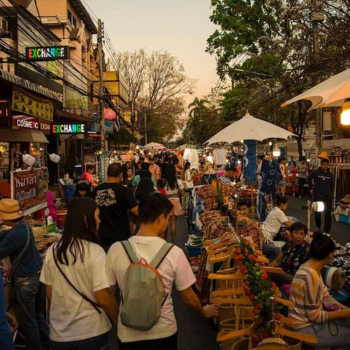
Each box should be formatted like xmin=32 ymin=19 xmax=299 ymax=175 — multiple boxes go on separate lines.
xmin=273 ymin=222 xmax=310 ymax=286
xmin=236 ymin=202 xmax=262 ymax=249
xmin=262 ymin=196 xmax=294 ymax=265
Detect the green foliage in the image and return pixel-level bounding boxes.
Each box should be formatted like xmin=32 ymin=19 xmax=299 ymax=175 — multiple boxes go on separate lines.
xmin=108 ymin=128 xmax=137 ymax=146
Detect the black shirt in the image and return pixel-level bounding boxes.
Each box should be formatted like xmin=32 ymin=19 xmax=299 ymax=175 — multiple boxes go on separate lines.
xmin=92 ymin=182 xmax=137 ymax=248
xmin=307 ymin=168 xmax=333 ymax=199
xmin=161 ymin=163 xmax=168 ymax=178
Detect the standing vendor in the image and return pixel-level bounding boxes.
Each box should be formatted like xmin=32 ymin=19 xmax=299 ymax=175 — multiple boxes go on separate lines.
xmin=0 ymin=199 xmax=49 ymax=350
xmin=82 ymin=165 xmax=97 ymax=188
xmin=307 ymin=158 xmax=333 ymax=234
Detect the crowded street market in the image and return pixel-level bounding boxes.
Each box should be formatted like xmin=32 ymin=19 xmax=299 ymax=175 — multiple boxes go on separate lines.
xmin=1 ymin=1 xmax=350 ymax=350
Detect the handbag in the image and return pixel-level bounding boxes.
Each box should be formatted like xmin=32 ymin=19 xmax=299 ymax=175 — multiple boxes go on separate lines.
xmin=53 ymin=245 xmax=102 ymax=314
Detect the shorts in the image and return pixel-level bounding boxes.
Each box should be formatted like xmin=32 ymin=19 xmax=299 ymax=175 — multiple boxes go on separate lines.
xmin=169 ymin=198 xmax=183 ymax=216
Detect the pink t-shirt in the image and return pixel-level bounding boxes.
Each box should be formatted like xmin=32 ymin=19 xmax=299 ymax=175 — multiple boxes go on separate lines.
xmin=82 ymin=172 xmax=94 ymax=185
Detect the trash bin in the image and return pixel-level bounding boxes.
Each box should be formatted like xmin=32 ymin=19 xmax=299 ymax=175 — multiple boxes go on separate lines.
xmin=63 ymin=184 xmax=75 ymax=201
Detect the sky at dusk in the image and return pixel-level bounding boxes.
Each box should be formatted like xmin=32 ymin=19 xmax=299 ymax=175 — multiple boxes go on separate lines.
xmin=84 ymin=0 xmax=219 ymax=100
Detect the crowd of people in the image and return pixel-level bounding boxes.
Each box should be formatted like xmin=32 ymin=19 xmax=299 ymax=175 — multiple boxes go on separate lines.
xmin=1 ymin=149 xmax=350 ymax=349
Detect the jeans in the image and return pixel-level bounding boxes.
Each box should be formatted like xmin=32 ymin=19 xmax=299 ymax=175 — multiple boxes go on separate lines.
xmin=262 ymin=243 xmax=281 ymax=263
xmin=118 ymin=332 xmax=177 ymax=350
xmin=314 ymin=197 xmax=332 ymax=233
xmin=50 ymin=332 xmax=109 ymax=350
xmin=296 ymin=319 xmax=350 ymax=348
xmin=14 ymin=273 xmax=49 ymax=350
xmin=298 ymin=178 xmax=306 ymax=196
xmin=0 ymin=270 xmax=14 ymax=350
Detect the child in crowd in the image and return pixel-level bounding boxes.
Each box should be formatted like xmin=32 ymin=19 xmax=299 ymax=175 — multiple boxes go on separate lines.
xmin=157 ymin=178 xmax=166 ymax=196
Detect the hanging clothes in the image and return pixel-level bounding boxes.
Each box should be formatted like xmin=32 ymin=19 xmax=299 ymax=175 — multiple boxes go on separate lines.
xmin=183 ymin=148 xmax=200 ymax=169
xmin=260 ymin=159 xmax=280 ymax=194
xmin=213 ymin=148 xmax=228 ymax=166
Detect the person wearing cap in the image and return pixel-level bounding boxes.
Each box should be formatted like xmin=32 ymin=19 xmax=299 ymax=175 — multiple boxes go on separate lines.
xmin=149 ymin=157 xmax=161 ymax=181
xmin=0 ymin=199 xmax=49 ymax=350
xmin=307 ymin=157 xmax=334 ymax=233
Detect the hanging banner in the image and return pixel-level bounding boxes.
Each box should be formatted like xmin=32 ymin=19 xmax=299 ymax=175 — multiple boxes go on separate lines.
xmin=12 ymin=87 xmax=54 ymax=121
xmin=243 ymin=140 xmax=257 ymax=184
xmin=11 ymin=167 xmax=49 ymax=215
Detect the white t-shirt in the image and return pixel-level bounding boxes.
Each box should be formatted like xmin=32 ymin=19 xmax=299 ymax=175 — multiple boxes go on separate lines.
xmin=185 ymin=169 xmax=194 ymax=189
xmin=165 ymin=179 xmax=184 ymax=199
xmin=40 ymin=241 xmax=111 ymax=342
xmin=262 ymin=207 xmax=288 ymax=243
xmin=105 ymin=236 xmax=196 ymax=342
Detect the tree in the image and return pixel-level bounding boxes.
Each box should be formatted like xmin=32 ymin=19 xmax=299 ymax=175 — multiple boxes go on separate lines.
xmin=188 ymin=98 xmax=209 ymax=118
xmin=108 ymin=128 xmax=137 ymax=147
xmin=114 ymin=50 xmax=195 ymax=143
xmin=207 ymin=0 xmax=350 ymax=156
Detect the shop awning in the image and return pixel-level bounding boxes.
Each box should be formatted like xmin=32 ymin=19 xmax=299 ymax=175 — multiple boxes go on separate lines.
xmin=0 ymin=129 xmax=49 ymax=143
xmin=0 ymin=69 xmax=62 ymax=102
xmin=55 ymin=110 xmax=92 ymax=123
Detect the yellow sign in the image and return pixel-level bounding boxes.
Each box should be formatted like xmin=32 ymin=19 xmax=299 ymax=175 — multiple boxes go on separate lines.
xmin=92 ymin=71 xmax=118 ymax=82
xmin=124 ymin=109 xmax=138 ymax=123
xmin=12 ymin=87 xmax=54 ymax=121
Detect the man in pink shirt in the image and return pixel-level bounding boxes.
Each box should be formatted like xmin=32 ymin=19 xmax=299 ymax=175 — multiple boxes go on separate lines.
xmin=149 ymin=157 xmax=161 ymax=181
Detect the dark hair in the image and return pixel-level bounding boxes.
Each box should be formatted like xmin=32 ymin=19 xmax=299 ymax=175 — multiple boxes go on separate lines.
xmin=310 ymin=231 xmax=336 ymax=260
xmin=320 ymin=158 xmax=329 ymax=164
xmin=279 ymin=156 xmax=286 ymax=163
xmin=299 ymin=156 xmax=306 ymax=161
xmin=140 ymin=170 xmax=152 ymax=179
xmin=276 ymin=195 xmax=289 ymax=206
xmin=237 ymin=201 xmax=248 ymax=210
xmin=157 ymin=178 xmax=166 ymax=188
xmin=139 ymin=193 xmax=173 ymax=224
xmin=172 ymin=154 xmax=179 ymax=165
xmin=225 ymin=164 xmax=235 ymax=172
xmin=184 ymin=161 xmax=191 ymax=171
xmin=135 ymin=178 xmax=155 ymax=201
xmin=164 ymin=157 xmax=169 ymax=163
xmin=140 ymin=157 xmax=145 ymax=162
xmin=290 ymin=222 xmax=308 ymax=236
xmin=73 ymin=180 xmax=91 ymax=197
xmin=141 ymin=162 xmax=150 ymax=171
xmin=56 ymin=197 xmax=99 ymax=265
xmin=107 ymin=163 xmax=123 ymax=177
xmin=257 ymin=155 xmax=264 ymax=160
xmin=86 ymin=165 xmax=94 ymax=171
xmin=165 ymin=163 xmax=177 ymax=190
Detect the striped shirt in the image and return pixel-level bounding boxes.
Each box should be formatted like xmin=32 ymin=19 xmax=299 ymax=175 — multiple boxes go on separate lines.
xmin=289 ymin=266 xmax=329 ymax=329
xmin=219 ymin=176 xmax=232 ymax=186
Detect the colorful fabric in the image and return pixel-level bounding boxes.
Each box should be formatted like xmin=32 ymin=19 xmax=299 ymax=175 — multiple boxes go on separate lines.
xmin=282 ymin=242 xmax=310 ymax=276
xmin=237 ymin=215 xmax=262 ymax=249
xmin=289 ymin=266 xmax=329 ymax=329
xmin=260 ymin=159 xmax=280 ymax=194
xmin=243 ymin=140 xmax=257 ymax=184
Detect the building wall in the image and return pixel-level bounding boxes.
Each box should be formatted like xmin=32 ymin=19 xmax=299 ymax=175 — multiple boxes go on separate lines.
xmin=35 ymin=0 xmax=67 ymax=22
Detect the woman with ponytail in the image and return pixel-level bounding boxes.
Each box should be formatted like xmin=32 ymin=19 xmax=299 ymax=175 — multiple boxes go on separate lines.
xmin=289 ymin=232 xmax=350 ymax=348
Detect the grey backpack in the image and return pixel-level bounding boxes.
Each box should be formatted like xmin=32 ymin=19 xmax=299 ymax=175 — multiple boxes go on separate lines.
xmin=120 ymin=240 xmax=174 ymax=331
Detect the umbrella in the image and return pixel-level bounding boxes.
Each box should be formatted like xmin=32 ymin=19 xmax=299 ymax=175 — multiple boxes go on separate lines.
xmin=281 ymin=68 xmax=350 ymax=111
xmin=205 ymin=112 xmax=295 ymax=144
xmin=144 ymin=142 xmax=166 ymax=150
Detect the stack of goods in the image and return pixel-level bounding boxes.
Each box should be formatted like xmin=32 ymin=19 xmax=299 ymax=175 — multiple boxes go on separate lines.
xmin=31 ymin=225 xmax=61 ymax=254
xmin=239 ymin=186 xmax=258 ymax=199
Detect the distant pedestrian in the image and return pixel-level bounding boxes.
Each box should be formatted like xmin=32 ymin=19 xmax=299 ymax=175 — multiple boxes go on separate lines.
xmin=307 ymin=158 xmax=333 ymax=233
xmin=73 ymin=179 xmax=92 ymax=198
xmin=157 ymin=179 xmax=166 ymax=196
xmin=296 ymin=157 xmax=308 ymax=197
xmin=82 ymin=165 xmax=97 ymax=188
xmin=92 ymin=163 xmax=138 ymax=252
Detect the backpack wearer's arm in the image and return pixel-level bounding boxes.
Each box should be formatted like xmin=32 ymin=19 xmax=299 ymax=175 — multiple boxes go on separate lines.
xmin=179 ymin=286 xmax=218 ymax=318
xmin=95 ymin=288 xmax=119 ymax=325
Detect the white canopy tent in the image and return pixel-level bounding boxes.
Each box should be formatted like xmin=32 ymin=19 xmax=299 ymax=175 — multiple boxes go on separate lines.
xmin=205 ymin=112 xmax=295 ymax=144
xmin=281 ymin=68 xmax=350 ymax=111
xmin=144 ymin=142 xmax=166 ymax=150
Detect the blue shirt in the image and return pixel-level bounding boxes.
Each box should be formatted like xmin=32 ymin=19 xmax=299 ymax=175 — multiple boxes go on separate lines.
xmin=0 ymin=271 xmax=14 ymax=349
xmin=0 ymin=222 xmax=43 ymax=281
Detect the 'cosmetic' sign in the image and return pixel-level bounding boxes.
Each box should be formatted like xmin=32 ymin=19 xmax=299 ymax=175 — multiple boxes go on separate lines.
xmin=26 ymin=46 xmax=69 ymax=61
xmin=51 ymin=123 xmax=86 ymax=134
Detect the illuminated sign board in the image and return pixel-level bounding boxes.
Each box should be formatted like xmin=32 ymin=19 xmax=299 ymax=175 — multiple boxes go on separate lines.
xmin=26 ymin=46 xmax=69 ymax=61
xmin=12 ymin=115 xmax=51 ymax=133
xmin=51 ymin=123 xmax=86 ymax=134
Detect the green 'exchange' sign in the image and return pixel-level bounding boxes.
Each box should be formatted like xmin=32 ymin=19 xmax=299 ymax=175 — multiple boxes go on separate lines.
xmin=26 ymin=46 xmax=69 ymax=61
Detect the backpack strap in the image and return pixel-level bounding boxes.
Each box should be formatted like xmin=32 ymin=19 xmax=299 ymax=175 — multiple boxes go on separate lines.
xmin=150 ymin=243 xmax=174 ymax=269
xmin=121 ymin=240 xmax=139 ymax=263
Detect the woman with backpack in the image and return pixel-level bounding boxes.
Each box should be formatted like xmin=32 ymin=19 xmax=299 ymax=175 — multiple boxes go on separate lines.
xmin=164 ymin=164 xmax=184 ymax=243
xmin=40 ymin=197 xmax=119 ymax=350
